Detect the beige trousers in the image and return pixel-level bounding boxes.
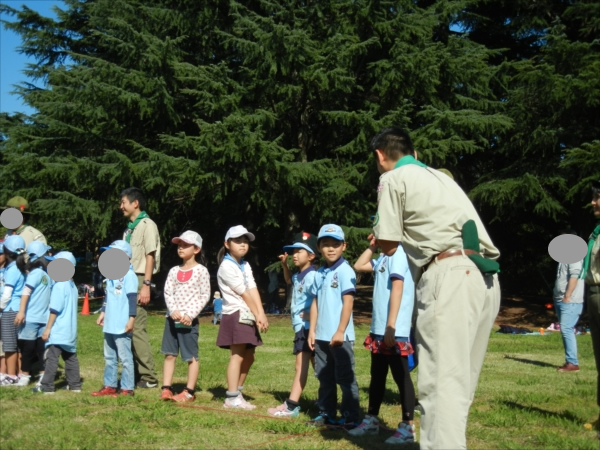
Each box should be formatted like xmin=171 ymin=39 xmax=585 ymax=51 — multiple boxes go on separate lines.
xmin=416 ymin=254 xmax=500 ymax=449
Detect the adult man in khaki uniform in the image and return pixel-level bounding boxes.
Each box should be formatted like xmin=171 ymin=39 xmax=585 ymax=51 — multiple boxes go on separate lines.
xmin=371 ymin=127 xmax=501 ymax=450
xmin=1 ymin=196 xmax=47 ymax=246
xmin=583 ymin=180 xmax=600 ymax=440
xmin=120 ymin=187 xmax=161 ymax=388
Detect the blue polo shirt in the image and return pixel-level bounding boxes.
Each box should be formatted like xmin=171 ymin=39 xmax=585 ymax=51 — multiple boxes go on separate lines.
xmin=291 ymin=266 xmax=317 ymax=333
xmin=371 ymin=246 xmax=414 ymax=337
xmin=103 ymin=266 xmax=138 ymax=335
xmin=213 ymin=298 xmax=223 ymax=312
xmin=48 ymin=280 xmax=78 ymax=353
xmin=309 ymin=257 xmax=356 ymax=342
xmin=4 ymin=261 xmax=25 ymax=312
xmin=24 ymin=268 xmax=52 ymax=324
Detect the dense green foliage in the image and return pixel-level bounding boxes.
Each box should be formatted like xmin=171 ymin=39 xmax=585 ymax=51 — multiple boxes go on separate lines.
xmin=1 ymin=0 xmax=598 ymax=293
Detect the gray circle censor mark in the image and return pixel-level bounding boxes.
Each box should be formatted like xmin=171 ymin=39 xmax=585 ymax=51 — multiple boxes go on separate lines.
xmin=48 ymin=259 xmax=76 ymax=283
xmin=0 ymin=208 xmax=23 ymax=230
xmin=98 ymin=248 xmax=130 ymax=280
xmin=548 ymin=234 xmax=588 ymax=264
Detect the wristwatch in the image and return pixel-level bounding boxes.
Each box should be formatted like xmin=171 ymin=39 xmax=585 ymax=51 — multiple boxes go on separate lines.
xmin=143 ymin=280 xmax=152 ymax=286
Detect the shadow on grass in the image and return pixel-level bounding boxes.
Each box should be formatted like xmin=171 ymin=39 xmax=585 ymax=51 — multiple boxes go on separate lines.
xmin=503 ymin=355 xmax=556 ymax=368
xmin=207 ymin=386 xmax=254 ymax=402
xmin=317 ymin=426 xmax=420 ymax=450
xmin=502 ymin=400 xmax=586 ymax=425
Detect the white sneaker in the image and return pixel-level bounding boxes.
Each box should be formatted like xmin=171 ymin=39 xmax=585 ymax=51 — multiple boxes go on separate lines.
xmin=348 ymin=414 xmax=380 ymax=436
xmin=385 ymin=422 xmax=415 ymax=444
xmin=223 ymin=393 xmax=256 ymax=410
xmin=15 ymin=375 xmax=31 ymax=386
xmin=0 ymin=376 xmax=19 ymax=387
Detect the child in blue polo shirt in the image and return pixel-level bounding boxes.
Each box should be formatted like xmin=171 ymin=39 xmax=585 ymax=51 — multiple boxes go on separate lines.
xmin=350 ymin=237 xmax=416 ymax=444
xmin=307 ymin=224 xmax=360 ymax=429
xmin=268 ymin=232 xmax=319 ymax=417
xmin=33 ymin=251 xmax=82 ymax=393
xmin=0 ymin=235 xmax=27 ymax=387
xmin=14 ymin=241 xmax=53 ymax=387
xmin=92 ymin=240 xmax=138 ymax=397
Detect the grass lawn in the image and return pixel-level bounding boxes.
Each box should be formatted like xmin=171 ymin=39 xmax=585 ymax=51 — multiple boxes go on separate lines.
xmin=0 ymin=305 xmax=598 ymax=449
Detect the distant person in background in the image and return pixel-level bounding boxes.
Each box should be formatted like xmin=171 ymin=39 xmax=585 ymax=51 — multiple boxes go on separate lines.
xmin=91 ymin=253 xmax=104 ymax=298
xmin=2 ymin=196 xmax=47 ymax=246
xmin=553 ymin=230 xmax=585 ymax=372
xmin=213 ymin=292 xmax=223 ymax=325
xmin=267 ymin=268 xmax=280 ymax=306
xmin=583 ymin=180 xmax=600 ymax=440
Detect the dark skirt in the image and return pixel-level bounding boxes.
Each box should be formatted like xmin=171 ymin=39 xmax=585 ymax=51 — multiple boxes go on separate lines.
xmin=216 ymin=310 xmax=263 ymax=349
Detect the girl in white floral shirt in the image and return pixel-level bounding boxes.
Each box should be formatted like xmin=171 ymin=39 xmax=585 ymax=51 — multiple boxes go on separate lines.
xmin=160 ymin=231 xmax=210 ymax=403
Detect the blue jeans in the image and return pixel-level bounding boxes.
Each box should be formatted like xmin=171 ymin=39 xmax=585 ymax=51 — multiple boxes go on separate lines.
xmin=213 ymin=312 xmax=222 ymax=325
xmin=104 ymin=332 xmax=134 ymax=390
xmin=554 ymin=301 xmax=583 ymax=365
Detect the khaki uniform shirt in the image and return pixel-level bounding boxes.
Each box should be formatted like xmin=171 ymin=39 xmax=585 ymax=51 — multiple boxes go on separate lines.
xmin=17 ymin=225 xmax=47 ymax=246
xmin=373 ymin=165 xmax=500 ymax=275
xmin=123 ymin=218 xmax=161 ymax=275
xmin=586 ymin=233 xmax=600 ymax=285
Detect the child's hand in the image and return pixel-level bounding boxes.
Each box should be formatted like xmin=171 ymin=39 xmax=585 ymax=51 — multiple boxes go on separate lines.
xmin=257 ymin=313 xmax=269 ymax=333
xmin=181 ymin=315 xmax=192 ymax=326
xmin=330 ymin=331 xmax=344 ymax=347
xmin=124 ymin=317 xmax=135 ymax=333
xmin=96 ymin=312 xmax=105 ymax=326
xmin=367 ymin=233 xmax=379 ymax=249
xmin=170 ymin=310 xmax=182 ymax=321
xmin=384 ymin=326 xmax=396 ymax=348
xmin=278 ymin=253 xmax=288 ymax=265
xmin=14 ymin=312 xmax=26 ymax=326
xmin=307 ymin=330 xmax=316 ymax=351
xmin=41 ymin=329 xmax=50 ymax=342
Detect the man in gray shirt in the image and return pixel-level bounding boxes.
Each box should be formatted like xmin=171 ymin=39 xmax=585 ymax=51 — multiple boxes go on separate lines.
xmin=553 ymin=230 xmax=585 ymax=372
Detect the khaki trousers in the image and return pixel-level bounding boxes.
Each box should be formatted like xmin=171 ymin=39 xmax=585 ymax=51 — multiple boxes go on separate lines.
xmin=132 ymin=275 xmax=158 ymax=384
xmin=416 ymin=254 xmax=501 ymax=449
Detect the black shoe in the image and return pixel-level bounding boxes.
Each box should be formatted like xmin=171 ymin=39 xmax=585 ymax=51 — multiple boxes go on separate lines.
xmin=136 ymin=380 xmax=158 ymax=388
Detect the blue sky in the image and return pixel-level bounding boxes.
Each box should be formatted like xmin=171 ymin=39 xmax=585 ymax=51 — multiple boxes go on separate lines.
xmin=1 ymin=0 xmax=65 ymax=115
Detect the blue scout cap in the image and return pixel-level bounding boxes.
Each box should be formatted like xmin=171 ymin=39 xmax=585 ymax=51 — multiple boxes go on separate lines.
xmin=283 ymin=232 xmax=319 ymax=255
xmin=45 ymin=251 xmax=77 ymax=266
xmin=100 ymin=240 xmax=132 ymax=259
xmin=27 ymin=241 xmax=52 ymax=262
xmin=317 ymin=224 xmax=345 ymax=242
xmin=4 ymin=235 xmax=26 ymax=254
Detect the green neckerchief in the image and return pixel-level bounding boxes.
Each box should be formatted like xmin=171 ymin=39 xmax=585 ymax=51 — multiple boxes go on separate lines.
xmin=462 ymin=220 xmax=500 ymax=275
xmin=125 ymin=211 xmax=149 ymax=243
xmin=580 ymin=223 xmax=600 ymax=280
xmin=15 ymin=224 xmax=29 ymax=234
xmin=394 ymin=155 xmax=428 ymax=169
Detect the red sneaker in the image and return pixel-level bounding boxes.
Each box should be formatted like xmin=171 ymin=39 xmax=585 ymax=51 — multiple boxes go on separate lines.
xmin=91 ymin=386 xmax=118 ymax=397
xmin=557 ymin=363 xmax=580 ymax=372
xmin=171 ymin=389 xmax=195 ymax=403
xmin=160 ymin=387 xmax=174 ymax=401
xmin=119 ymin=390 xmax=134 ymax=397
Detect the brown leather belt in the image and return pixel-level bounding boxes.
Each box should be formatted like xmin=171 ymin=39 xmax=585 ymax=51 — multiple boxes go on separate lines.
xmin=424 ymin=249 xmax=479 ymax=271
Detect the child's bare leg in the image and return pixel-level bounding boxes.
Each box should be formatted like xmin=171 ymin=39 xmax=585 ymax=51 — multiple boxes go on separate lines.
xmin=227 ymin=344 xmax=246 ymax=392
xmin=238 ymin=346 xmax=255 ymax=388
xmin=0 ymin=356 xmax=6 ymax=374
xmin=186 ymin=357 xmax=199 ymax=391
xmin=6 ymin=352 xmax=18 ymax=376
xmin=162 ymin=355 xmax=177 ymax=386
xmin=289 ymin=351 xmax=312 ymax=402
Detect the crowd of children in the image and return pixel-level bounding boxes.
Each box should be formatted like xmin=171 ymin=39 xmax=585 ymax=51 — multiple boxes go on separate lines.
xmin=0 ymin=220 xmax=418 ymax=444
